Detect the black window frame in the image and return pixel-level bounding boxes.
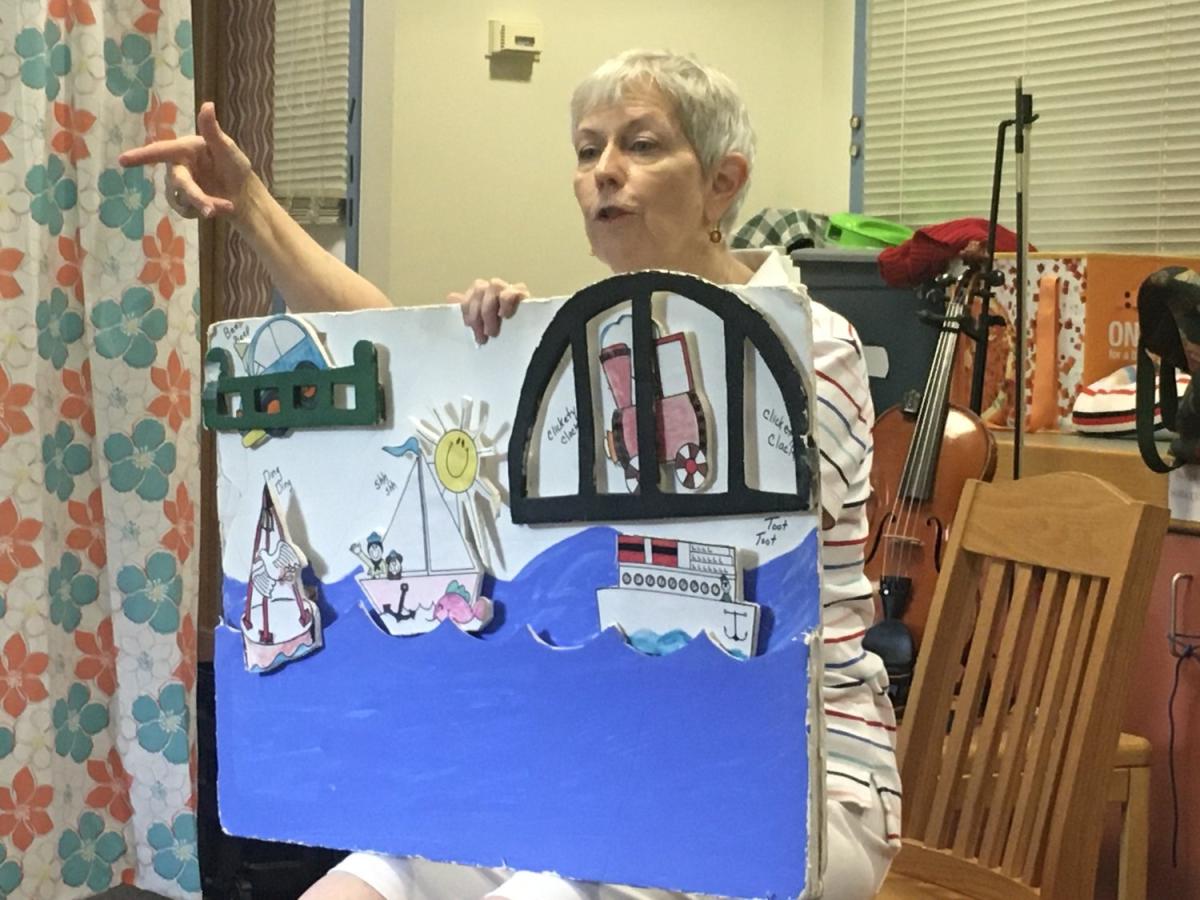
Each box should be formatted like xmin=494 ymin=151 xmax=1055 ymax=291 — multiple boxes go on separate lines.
xmin=508 ymin=271 xmax=813 ymax=524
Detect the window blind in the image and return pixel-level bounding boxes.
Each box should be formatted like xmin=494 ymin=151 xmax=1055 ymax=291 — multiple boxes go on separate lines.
xmin=864 ymin=0 xmax=1200 ymax=253
xmin=273 ymin=0 xmax=351 ymax=225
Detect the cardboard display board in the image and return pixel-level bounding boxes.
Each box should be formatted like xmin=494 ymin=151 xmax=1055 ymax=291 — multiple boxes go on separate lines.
xmin=209 ymin=273 xmax=825 ymax=899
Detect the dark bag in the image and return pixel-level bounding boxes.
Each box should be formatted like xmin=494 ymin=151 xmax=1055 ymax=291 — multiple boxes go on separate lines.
xmin=1136 ymin=267 xmax=1200 ymax=472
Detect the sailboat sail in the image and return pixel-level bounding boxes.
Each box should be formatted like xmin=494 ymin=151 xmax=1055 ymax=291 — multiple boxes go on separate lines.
xmin=355 ymin=441 xmax=491 ymax=637
xmin=379 ymin=450 xmax=478 ymax=576
xmin=381 ymin=454 xmax=428 ymax=574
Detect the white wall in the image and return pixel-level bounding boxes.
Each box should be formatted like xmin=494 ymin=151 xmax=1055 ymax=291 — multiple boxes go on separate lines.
xmin=358 ymin=1 xmax=399 ymax=299
xmin=360 ymin=0 xmax=857 ymax=305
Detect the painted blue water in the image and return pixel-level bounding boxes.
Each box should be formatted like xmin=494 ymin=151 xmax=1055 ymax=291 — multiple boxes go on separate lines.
xmin=217 ymin=526 xmax=819 ymax=898
xmin=627 ymin=628 xmax=697 ymax=656
xmin=223 ymin=525 xmax=821 ymax=651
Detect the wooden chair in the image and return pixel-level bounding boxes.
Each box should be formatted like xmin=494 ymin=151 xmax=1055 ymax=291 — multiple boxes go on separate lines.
xmin=877 ymin=472 xmax=1167 ymax=900
xmin=1110 ymin=732 xmax=1150 ymax=900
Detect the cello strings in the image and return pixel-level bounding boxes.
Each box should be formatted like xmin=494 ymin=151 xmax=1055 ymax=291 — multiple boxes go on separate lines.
xmin=884 ymin=314 xmax=948 ymax=583
xmin=880 ymin=277 xmax=971 ymax=598
xmin=896 ymin=282 xmax=970 ymax=559
xmin=884 ymin=283 xmax=957 ymax=573
xmin=901 ymin=274 xmax=978 ymax=589
xmin=881 ymin=289 xmax=949 ymax=581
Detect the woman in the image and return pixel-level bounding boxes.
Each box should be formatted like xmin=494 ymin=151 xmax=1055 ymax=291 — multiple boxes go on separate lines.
xmin=124 ymin=49 xmax=899 ymax=900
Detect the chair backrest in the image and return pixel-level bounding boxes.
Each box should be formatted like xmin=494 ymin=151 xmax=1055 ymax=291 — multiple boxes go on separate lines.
xmin=894 ymin=472 xmax=1168 ymax=900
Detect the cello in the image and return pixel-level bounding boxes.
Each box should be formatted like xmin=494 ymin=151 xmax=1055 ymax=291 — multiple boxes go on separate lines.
xmin=864 ymin=266 xmax=998 ymax=709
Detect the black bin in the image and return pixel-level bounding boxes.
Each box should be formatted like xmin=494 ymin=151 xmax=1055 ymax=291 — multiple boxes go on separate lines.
xmin=791 ymin=248 xmax=940 ymax=416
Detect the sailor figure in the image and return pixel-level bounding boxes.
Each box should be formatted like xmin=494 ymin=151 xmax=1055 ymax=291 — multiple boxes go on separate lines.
xmin=350 ymin=531 xmax=387 ymax=577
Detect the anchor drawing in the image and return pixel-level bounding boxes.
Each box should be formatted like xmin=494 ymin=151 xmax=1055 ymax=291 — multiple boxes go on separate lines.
xmin=723 ymin=607 xmax=749 ymax=642
xmin=382 ymin=583 xmax=416 ymax=621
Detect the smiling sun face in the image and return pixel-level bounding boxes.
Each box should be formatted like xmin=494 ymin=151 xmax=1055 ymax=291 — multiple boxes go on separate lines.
xmin=434 ymin=429 xmax=479 ymax=493
xmin=412 ymin=398 xmax=507 ymax=566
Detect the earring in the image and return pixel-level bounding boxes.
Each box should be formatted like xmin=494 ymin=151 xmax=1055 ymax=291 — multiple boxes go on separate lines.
xmin=708 ymin=226 xmax=723 ymax=244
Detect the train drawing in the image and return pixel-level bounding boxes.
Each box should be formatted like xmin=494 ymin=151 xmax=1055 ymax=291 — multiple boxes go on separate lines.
xmin=599 ymin=317 xmax=711 ymax=493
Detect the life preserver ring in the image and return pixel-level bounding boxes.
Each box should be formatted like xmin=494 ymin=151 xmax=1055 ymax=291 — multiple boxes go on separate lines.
xmin=624 ymin=456 xmax=640 ymax=494
xmin=674 ymin=442 xmax=708 ymax=490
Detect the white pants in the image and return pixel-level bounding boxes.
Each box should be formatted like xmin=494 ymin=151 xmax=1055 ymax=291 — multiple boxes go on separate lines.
xmin=331 ymin=798 xmax=893 ymax=900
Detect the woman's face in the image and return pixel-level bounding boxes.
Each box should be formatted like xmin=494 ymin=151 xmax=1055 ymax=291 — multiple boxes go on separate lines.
xmin=572 ymin=84 xmax=717 ymax=273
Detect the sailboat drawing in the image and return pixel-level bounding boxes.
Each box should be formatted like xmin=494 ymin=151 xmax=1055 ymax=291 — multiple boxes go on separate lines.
xmin=354 ymin=438 xmax=493 ymax=636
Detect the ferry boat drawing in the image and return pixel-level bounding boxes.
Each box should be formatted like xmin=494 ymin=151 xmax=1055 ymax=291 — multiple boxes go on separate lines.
xmin=354 ymin=439 xmax=492 ymax=636
xmin=597 ymin=533 xmax=759 ymax=658
xmin=599 ymin=317 xmax=710 ymax=493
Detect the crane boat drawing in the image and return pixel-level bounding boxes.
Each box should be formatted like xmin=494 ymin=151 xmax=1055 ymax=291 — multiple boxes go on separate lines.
xmin=240 ymin=483 xmax=323 ymax=673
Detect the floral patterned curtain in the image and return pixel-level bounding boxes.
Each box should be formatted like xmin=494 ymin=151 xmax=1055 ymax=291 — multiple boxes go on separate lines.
xmin=0 ymin=1 xmax=199 ymax=897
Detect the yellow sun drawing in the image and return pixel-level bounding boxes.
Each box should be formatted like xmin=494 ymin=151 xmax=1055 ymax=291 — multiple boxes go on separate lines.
xmin=411 ymin=398 xmax=506 ymax=566
xmin=434 ymin=429 xmax=479 ymax=493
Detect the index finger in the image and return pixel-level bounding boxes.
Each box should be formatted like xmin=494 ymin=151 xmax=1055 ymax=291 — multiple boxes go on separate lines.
xmin=118 ymin=136 xmax=204 ymax=168
xmin=456 ymin=290 xmax=482 ymax=331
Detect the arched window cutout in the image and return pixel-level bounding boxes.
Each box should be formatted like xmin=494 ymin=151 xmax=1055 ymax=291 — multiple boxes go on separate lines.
xmin=525 ymin=348 xmax=577 ymax=498
xmin=509 ymin=272 xmax=813 ymax=524
xmin=744 ymin=338 xmax=801 ymax=494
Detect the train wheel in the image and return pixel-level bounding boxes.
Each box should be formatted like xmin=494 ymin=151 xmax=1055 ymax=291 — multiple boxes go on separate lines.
xmin=624 ymin=456 xmax=640 ymax=494
xmin=674 ymin=443 xmax=708 ymax=490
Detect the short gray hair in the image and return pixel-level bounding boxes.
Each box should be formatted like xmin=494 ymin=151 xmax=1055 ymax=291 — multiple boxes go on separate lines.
xmin=570 ymin=49 xmax=756 ymax=234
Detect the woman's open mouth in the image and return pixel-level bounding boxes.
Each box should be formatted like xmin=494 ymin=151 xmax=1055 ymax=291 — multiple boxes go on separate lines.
xmin=596 ymin=206 xmax=632 ymax=222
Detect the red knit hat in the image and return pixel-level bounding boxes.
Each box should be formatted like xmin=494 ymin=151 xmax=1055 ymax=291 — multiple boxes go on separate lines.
xmin=877 ymin=217 xmax=1026 ymax=287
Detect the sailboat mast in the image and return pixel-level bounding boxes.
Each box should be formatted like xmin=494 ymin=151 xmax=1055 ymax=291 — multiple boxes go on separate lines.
xmin=416 ymin=452 xmax=431 ymax=576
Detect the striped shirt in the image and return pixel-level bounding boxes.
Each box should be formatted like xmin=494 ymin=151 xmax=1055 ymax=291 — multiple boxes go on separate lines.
xmin=745 ymin=250 xmax=902 ymax=845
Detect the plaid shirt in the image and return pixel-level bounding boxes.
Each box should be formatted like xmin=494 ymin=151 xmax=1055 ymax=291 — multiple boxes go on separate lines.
xmin=732 ymin=207 xmax=831 ymax=252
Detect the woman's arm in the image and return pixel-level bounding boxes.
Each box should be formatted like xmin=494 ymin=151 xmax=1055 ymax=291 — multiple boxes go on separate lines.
xmin=120 ymin=102 xmax=391 ymax=313
xmin=299 ymin=871 xmax=387 ymax=900
xmin=233 ymin=172 xmax=391 ymax=312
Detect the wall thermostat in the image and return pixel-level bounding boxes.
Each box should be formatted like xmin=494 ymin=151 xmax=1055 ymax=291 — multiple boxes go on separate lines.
xmin=488 ymin=19 xmax=543 ymax=55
